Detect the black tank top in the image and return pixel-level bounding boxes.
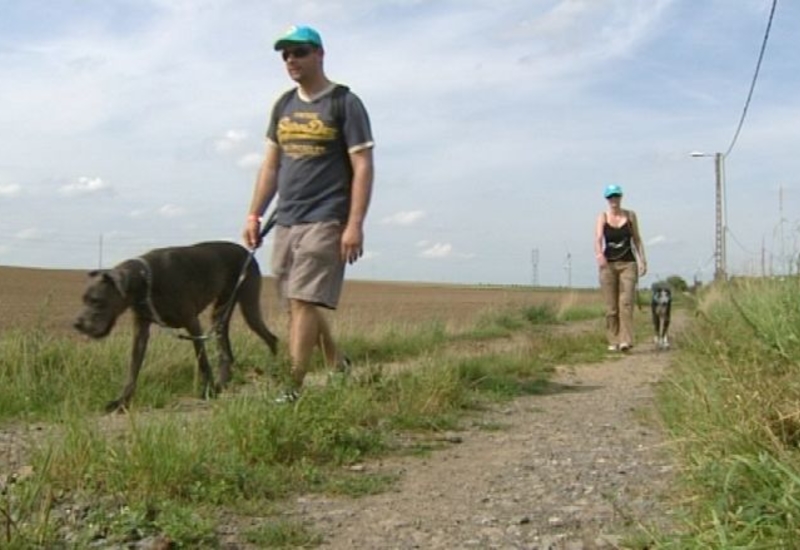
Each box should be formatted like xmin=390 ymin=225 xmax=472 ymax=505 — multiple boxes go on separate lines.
xmin=603 ymin=215 xmax=635 ymax=262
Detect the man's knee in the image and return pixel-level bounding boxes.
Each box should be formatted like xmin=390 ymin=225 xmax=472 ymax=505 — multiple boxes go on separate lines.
xmin=289 ymin=298 xmax=318 ymax=315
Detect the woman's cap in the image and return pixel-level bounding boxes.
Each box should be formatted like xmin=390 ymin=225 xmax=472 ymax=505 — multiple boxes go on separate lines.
xmin=274 ymin=25 xmax=323 ymax=51
xmin=603 ymin=184 xmax=623 ymax=198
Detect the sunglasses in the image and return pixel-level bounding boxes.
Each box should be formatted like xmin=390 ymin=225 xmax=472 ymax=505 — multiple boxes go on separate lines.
xmin=606 ymin=194 xmax=622 ymax=199
xmin=281 ymin=46 xmax=314 ymax=61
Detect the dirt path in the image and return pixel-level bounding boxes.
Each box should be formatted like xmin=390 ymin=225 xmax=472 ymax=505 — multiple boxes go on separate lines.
xmin=292 ymin=343 xmax=679 ymax=549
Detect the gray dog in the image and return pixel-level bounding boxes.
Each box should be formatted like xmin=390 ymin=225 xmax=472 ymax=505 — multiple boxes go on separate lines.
xmin=650 ymin=283 xmax=672 ymax=350
xmin=74 ymin=241 xmax=278 ymax=412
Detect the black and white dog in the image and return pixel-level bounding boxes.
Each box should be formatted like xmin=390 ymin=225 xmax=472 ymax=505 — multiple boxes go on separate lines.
xmin=651 ymin=283 xmax=672 ymax=350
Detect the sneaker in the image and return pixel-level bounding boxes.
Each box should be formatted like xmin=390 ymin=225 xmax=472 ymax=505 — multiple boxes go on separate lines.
xmin=274 ymin=389 xmax=300 ymax=404
xmin=619 ymin=343 xmax=632 ymax=352
xmin=607 ymin=344 xmax=619 ymax=352
xmin=336 ymin=355 xmax=353 ymax=375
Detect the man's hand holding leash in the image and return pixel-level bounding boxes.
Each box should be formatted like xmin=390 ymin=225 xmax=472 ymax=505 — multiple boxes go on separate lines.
xmin=245 ymin=214 xmax=263 ymax=250
xmin=244 ymin=209 xmax=278 ymax=251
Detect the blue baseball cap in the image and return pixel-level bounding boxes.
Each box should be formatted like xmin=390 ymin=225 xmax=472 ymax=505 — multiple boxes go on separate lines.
xmin=274 ymin=25 xmax=323 ymax=51
xmin=603 ymin=184 xmax=623 ymax=198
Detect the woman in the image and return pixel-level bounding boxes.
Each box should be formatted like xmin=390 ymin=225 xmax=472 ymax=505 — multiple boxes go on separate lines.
xmin=594 ymin=184 xmax=647 ymax=352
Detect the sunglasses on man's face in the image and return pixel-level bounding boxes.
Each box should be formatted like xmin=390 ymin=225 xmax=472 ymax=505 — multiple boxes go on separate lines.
xmin=281 ymin=46 xmax=314 ymax=61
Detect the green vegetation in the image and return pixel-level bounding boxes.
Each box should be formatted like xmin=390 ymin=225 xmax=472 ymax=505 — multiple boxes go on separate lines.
xmin=655 ymin=278 xmax=800 ymax=547
xmin=23 ymin=277 xmax=800 ymax=548
xmin=10 ymin=275 xmax=800 ymax=547
xmin=0 ymin=297 xmax=604 ymax=548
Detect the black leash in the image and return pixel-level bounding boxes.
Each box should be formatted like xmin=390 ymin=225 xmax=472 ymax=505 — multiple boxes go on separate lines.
xmin=141 ymin=209 xmax=278 ymax=342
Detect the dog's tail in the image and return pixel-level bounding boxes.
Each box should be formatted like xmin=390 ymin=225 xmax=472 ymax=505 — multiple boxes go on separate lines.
xmin=237 ymin=262 xmax=279 ymax=355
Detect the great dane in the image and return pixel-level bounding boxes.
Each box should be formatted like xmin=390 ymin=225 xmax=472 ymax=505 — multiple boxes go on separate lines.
xmin=74 ymin=241 xmax=278 ymax=412
xmin=650 ymin=283 xmax=672 ymax=350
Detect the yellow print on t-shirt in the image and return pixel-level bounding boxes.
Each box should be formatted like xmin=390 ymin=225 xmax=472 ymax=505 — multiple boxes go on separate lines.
xmin=277 ymin=112 xmax=337 ymax=147
xmin=283 ymin=143 xmax=327 ymax=159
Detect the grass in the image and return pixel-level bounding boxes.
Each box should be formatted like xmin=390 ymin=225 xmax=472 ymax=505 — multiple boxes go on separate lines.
xmin=0 ymin=296 xmax=607 ymax=548
xmin=25 ymin=276 xmax=800 ymax=547
xmin=654 ymin=277 xmax=800 ymax=547
xmin=244 ymin=519 xmax=323 ymax=548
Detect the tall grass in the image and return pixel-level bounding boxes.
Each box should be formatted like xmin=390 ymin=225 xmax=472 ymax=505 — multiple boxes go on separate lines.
xmin=656 ymin=277 xmax=800 ymax=547
xmin=0 ymin=329 xmax=203 ymax=419
xmin=0 ymin=298 xmax=604 ymax=547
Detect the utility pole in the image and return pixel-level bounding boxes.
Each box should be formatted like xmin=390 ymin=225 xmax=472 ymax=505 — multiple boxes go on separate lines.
xmin=564 ymin=252 xmax=572 ymax=288
xmin=691 ymin=151 xmax=727 ymax=282
xmin=98 ymin=234 xmax=104 ymax=269
xmin=714 ymin=152 xmax=727 ymax=281
xmin=531 ymin=248 xmax=539 ymax=287
xmin=779 ymin=184 xmax=786 ymax=275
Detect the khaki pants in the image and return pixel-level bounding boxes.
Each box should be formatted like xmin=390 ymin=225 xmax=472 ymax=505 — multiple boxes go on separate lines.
xmin=599 ymin=261 xmax=638 ymax=346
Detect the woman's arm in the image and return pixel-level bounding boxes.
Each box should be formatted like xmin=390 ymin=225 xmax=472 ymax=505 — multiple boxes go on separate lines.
xmin=594 ymin=212 xmax=607 ymax=267
xmin=629 ymin=210 xmax=647 ymax=275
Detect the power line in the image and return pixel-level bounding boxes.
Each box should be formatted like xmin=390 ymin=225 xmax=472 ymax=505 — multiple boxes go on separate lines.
xmin=726 ymin=227 xmax=756 ymax=256
xmin=724 ymin=0 xmax=778 ymax=158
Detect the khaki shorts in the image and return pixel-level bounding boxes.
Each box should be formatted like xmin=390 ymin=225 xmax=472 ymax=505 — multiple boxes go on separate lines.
xmin=271 ymin=220 xmax=345 ymax=310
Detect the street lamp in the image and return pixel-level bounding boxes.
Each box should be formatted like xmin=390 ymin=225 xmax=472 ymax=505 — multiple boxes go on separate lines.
xmin=690 ymin=151 xmax=727 ymax=281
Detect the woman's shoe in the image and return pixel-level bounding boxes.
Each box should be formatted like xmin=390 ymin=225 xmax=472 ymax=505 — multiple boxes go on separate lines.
xmin=274 ymin=389 xmax=300 ymax=404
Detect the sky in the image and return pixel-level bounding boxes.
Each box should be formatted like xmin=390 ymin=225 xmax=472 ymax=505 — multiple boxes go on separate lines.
xmin=1 ymin=0 xmax=798 ymax=288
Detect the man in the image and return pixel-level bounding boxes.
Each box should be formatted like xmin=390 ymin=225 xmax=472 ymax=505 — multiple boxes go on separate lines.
xmin=243 ymin=25 xmax=374 ymax=402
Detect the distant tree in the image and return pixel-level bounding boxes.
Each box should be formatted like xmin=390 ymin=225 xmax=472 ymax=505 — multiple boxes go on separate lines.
xmin=666 ymin=275 xmax=689 ymax=292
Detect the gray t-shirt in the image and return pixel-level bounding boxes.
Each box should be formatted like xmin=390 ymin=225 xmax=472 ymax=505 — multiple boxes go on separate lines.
xmin=267 ymin=84 xmax=373 ymax=225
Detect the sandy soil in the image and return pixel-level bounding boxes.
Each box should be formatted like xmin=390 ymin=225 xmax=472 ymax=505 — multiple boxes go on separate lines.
xmin=288 ymin=340 xmax=679 ymax=550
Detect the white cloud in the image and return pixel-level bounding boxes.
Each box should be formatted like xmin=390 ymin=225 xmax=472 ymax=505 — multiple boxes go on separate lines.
xmin=647 ymin=235 xmax=667 ymax=246
xmin=420 ymin=243 xmax=453 ymax=259
xmin=215 ymin=129 xmax=248 ymax=153
xmin=159 ymin=204 xmax=186 ymax=218
xmin=0 ymin=183 xmax=21 ymax=197
xmin=417 ymin=241 xmax=475 ymax=260
xmin=15 ymin=227 xmax=50 ymax=240
xmin=237 ymin=152 xmax=263 ymax=169
xmin=59 ymin=177 xmax=114 ymax=197
xmin=382 ymin=210 xmax=425 ymax=226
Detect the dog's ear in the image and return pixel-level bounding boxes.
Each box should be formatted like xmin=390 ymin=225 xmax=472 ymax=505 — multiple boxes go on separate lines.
xmin=102 ymin=270 xmax=128 ymax=299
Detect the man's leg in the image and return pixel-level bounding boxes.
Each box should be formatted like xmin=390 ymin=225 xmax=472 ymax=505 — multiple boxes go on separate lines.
xmin=288 ymin=298 xmax=322 ymax=388
xmin=277 ymin=221 xmax=347 ymax=394
xmin=316 ymin=312 xmax=343 ymax=369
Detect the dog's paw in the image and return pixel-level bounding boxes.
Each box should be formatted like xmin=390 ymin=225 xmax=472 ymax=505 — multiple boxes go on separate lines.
xmin=201 ymin=383 xmax=219 ymax=401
